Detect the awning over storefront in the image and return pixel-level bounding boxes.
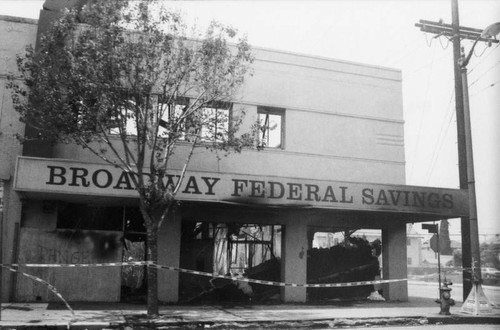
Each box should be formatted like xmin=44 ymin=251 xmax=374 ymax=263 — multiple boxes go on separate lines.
xmin=14 ymin=156 xmax=469 ymax=219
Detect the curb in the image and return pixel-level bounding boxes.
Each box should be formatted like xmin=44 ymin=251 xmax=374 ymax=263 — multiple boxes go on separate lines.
xmin=121 ymin=317 xmax=430 ymax=329
xmin=427 ymin=315 xmax=500 ymax=325
xmin=1 ymin=314 xmax=499 ymax=329
xmin=121 ymin=315 xmax=500 ymax=329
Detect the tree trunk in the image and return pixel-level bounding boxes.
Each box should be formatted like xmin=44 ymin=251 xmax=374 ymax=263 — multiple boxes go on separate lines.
xmin=146 ymin=226 xmax=159 ymax=317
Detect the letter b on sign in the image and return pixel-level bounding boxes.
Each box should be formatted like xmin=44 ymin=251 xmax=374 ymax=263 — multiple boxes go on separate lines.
xmin=46 ymin=166 xmax=66 ymax=185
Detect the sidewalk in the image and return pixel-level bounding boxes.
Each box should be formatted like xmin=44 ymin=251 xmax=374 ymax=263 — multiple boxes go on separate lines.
xmin=1 ymin=296 xmax=499 ymax=329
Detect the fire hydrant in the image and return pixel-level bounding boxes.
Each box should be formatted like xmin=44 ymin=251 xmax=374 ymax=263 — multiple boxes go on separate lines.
xmin=437 ymin=280 xmax=455 ymax=315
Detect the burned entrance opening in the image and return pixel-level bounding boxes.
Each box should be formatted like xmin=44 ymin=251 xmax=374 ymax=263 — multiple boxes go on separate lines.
xmin=179 ymin=221 xmax=282 ymax=303
xmin=307 ymin=229 xmax=383 ymax=302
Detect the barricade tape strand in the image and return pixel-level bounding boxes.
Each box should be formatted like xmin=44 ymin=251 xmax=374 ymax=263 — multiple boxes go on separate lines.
xmin=151 ymin=264 xmax=406 ymax=287
xmin=0 ymin=265 xmax=75 ymax=317
xmin=4 ymin=261 xmax=475 ymax=272
xmin=2 ymin=261 xmax=406 ymax=288
xmin=9 ymin=261 xmax=152 ymax=268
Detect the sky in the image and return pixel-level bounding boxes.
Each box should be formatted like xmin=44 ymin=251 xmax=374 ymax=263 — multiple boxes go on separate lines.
xmin=1 ymin=0 xmax=499 ymax=240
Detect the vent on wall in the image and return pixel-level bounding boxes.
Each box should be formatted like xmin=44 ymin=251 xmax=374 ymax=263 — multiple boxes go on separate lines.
xmin=375 ymin=133 xmax=404 ymax=147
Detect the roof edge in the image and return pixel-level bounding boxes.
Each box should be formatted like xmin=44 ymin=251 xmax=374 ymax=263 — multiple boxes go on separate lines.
xmin=0 ymin=15 xmax=38 ymax=25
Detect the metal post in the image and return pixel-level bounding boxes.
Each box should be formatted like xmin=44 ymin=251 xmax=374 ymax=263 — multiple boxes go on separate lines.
xmin=437 ymin=224 xmax=442 ymax=297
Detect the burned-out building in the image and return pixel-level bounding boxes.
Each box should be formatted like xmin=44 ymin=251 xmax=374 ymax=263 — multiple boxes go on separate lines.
xmin=0 ymin=2 xmax=468 ymax=305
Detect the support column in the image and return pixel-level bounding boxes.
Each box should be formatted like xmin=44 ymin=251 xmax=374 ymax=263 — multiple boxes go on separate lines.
xmin=157 ymin=209 xmax=181 ymax=303
xmin=281 ymin=217 xmax=308 ymax=302
xmin=382 ymin=222 xmax=408 ymax=301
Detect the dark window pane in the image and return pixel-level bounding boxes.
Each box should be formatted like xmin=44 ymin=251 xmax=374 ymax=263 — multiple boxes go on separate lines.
xmin=57 ymin=203 xmax=123 ymax=231
xmin=124 ymin=207 xmax=146 ymax=233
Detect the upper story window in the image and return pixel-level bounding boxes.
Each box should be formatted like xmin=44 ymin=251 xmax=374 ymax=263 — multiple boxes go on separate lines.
xmin=108 ymin=97 xmax=231 ymax=144
xmin=257 ymin=106 xmax=285 ymax=149
xmin=199 ymin=102 xmax=231 ymax=143
xmin=157 ymin=96 xmax=190 ymax=139
xmin=109 ymin=99 xmax=138 ymax=136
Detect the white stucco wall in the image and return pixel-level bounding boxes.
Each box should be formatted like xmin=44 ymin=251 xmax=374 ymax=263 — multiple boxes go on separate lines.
xmin=0 ymin=15 xmax=38 ymax=180
xmin=52 ymin=46 xmax=405 ymax=185
xmin=0 ymin=15 xmax=38 ymax=302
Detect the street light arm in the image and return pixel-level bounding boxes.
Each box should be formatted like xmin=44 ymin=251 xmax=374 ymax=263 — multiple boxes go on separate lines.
xmin=459 ymin=22 xmax=500 ymax=69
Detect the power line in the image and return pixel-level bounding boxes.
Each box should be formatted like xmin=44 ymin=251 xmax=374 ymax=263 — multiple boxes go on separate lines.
xmin=408 ymin=44 xmax=437 ymax=183
xmin=469 ymin=79 xmax=500 ymax=97
xmin=425 ymin=89 xmax=456 ymax=184
xmin=469 ymin=61 xmax=500 ymax=88
xmin=467 ymin=42 xmax=500 ymax=74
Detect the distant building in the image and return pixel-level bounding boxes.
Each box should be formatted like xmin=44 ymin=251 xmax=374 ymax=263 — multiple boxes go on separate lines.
xmin=406 ymin=234 xmax=424 ymax=267
xmin=420 ymin=235 xmax=454 ymax=267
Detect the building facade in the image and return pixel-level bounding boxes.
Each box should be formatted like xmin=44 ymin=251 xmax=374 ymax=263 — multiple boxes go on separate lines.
xmin=0 ymin=13 xmax=39 ymax=303
xmin=1 ymin=2 xmax=469 ymax=304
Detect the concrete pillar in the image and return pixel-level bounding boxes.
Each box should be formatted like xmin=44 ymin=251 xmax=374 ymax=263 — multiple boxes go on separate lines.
xmin=281 ymin=217 xmax=308 ymax=302
xmin=157 ymin=209 xmax=181 ymax=303
xmin=382 ymin=222 xmax=408 ymax=301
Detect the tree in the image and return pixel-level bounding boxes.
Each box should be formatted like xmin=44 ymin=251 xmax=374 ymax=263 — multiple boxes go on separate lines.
xmin=439 ymin=220 xmax=453 ymax=255
xmin=481 ymin=242 xmax=500 ymax=269
xmin=452 ymin=249 xmax=462 ymax=267
xmin=9 ymin=0 xmax=254 ymax=317
xmin=429 ymin=220 xmax=452 ymax=255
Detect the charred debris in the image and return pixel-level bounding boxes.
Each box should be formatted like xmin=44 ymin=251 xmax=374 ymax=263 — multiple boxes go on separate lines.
xmin=177 ymin=223 xmax=382 ymax=304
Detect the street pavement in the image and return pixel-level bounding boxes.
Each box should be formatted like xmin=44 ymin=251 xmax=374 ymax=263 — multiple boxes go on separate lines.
xmin=1 ymin=282 xmax=499 ymax=329
xmin=409 ymin=280 xmax=500 ymax=305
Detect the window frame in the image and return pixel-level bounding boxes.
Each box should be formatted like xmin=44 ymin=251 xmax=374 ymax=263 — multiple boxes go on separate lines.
xmin=257 ymin=106 xmax=285 ymax=149
xmin=105 ymin=96 xmax=235 ymax=145
xmin=199 ymin=101 xmax=233 ymax=143
xmin=157 ymin=95 xmax=190 ymax=139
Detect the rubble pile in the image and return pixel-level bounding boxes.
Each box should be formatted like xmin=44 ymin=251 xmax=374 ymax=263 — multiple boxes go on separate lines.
xmin=307 ymin=237 xmax=380 ymax=300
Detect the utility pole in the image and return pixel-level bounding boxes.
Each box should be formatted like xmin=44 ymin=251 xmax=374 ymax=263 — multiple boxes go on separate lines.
xmin=415 ymin=0 xmax=499 ymax=300
xmin=451 ymin=0 xmax=471 ymax=303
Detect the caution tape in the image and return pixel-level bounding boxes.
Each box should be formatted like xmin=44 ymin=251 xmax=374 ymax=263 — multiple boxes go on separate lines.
xmin=0 ymin=261 xmax=408 ymax=321
xmin=150 ymin=264 xmax=407 ymax=288
xmin=0 ymin=265 xmax=75 ymax=317
xmin=8 ymin=261 xmax=152 ymax=268
xmin=3 ymin=261 xmax=407 ymax=288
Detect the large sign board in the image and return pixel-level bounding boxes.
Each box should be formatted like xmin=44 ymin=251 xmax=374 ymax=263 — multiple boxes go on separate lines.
xmin=14 ymin=156 xmax=469 ymax=217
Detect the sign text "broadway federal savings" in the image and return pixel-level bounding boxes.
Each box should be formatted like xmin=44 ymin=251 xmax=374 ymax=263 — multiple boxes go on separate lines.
xmin=45 ymin=165 xmax=455 ymax=209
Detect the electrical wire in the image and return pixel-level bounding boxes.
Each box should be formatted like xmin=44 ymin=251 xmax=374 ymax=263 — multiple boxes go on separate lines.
xmin=468 ymin=42 xmax=500 ymax=74
xmin=402 ymin=52 xmax=449 ymax=80
xmin=469 ymin=79 xmax=500 ymax=97
xmin=424 ymin=32 xmax=433 ymax=47
xmin=382 ymin=38 xmax=428 ymax=68
xmin=408 ymin=43 xmax=437 ymax=183
xmin=473 ymin=43 xmax=490 ymax=58
xmin=424 ymin=89 xmax=456 ymax=184
xmin=438 ymin=36 xmax=451 ymax=50
xmin=469 ymin=60 xmax=500 ymax=88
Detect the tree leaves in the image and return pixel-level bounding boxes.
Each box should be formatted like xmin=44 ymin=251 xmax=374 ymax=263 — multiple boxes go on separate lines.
xmin=9 ymin=0 xmax=254 ymax=210
xmin=9 ymin=0 xmax=257 ymax=316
